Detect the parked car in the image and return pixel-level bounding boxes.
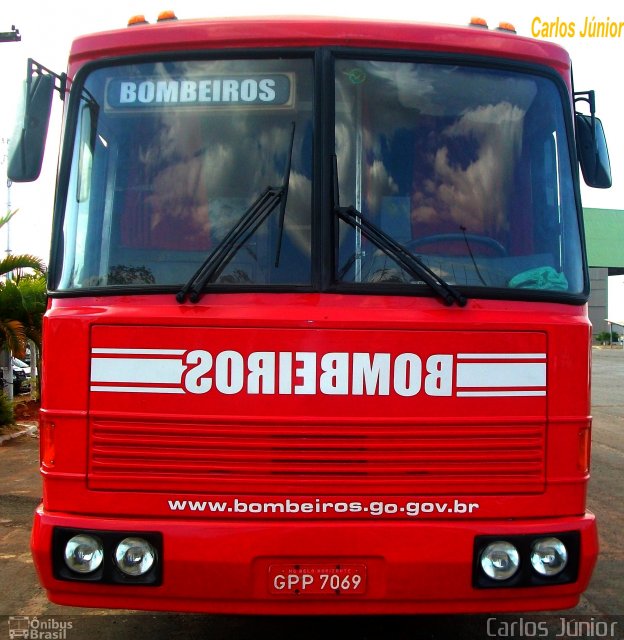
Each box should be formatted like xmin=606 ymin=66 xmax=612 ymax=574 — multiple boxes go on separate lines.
xmin=12 ymin=357 xmax=31 ymax=395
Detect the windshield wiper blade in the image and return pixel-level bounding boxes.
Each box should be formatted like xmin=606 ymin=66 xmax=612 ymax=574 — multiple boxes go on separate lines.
xmin=332 ymin=156 xmax=466 ymax=307
xmin=176 ymin=122 xmax=295 ymax=303
xmin=335 ymin=206 xmax=467 ymax=306
xmin=176 ymin=186 xmax=282 ymax=303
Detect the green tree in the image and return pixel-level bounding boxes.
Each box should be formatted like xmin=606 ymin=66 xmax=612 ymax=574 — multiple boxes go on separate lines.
xmin=13 ymin=272 xmax=47 ymax=350
xmin=595 ymin=331 xmax=620 ymax=344
xmin=0 ymin=211 xmax=46 ymax=407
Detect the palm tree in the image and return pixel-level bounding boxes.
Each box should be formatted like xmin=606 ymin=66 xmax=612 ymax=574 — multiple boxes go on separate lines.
xmin=0 ymin=210 xmax=46 ymax=362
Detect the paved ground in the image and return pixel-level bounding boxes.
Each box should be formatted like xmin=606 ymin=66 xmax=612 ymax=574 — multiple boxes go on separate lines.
xmin=0 ymin=347 xmax=622 ymax=639
xmin=582 ymin=348 xmax=624 ymax=619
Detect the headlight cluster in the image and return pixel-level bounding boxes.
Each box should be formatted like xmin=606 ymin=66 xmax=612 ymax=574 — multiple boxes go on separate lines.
xmin=474 ymin=532 xmax=579 ymax=588
xmin=53 ymin=528 xmax=161 ymax=585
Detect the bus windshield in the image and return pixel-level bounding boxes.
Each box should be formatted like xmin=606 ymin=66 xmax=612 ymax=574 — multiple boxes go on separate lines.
xmin=334 ymin=59 xmax=583 ymax=295
xmin=56 ymin=54 xmax=584 ymax=298
xmin=58 ymin=58 xmax=314 ymax=290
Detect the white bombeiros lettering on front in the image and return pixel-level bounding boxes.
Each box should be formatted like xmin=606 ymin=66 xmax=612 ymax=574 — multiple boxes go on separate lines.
xmin=181 ymin=350 xmax=452 ymax=397
xmin=90 ymin=349 xmax=547 ymax=398
xmin=118 ymin=78 xmax=278 ymax=105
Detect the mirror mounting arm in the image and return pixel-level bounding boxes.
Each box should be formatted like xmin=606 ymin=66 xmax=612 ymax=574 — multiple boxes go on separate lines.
xmin=574 ymin=90 xmax=596 ymax=139
xmin=27 ymin=58 xmax=67 ymax=104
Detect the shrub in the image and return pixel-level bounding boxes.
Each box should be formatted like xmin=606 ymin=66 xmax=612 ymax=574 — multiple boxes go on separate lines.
xmin=595 ymin=331 xmax=620 ymax=343
xmin=0 ymin=393 xmax=14 ymax=426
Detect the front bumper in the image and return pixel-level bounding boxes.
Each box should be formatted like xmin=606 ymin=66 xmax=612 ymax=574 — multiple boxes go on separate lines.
xmin=31 ymin=506 xmax=597 ymax=614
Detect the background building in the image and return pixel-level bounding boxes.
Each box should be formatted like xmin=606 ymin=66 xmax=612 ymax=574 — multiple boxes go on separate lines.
xmin=585 ymin=208 xmax=624 ymax=339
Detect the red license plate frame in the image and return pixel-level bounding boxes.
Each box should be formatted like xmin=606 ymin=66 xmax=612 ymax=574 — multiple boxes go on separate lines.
xmin=268 ymin=563 xmax=367 ymax=596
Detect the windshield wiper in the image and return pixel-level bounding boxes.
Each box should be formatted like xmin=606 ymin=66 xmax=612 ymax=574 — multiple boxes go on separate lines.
xmin=177 ymin=122 xmax=295 ymax=303
xmin=332 ymin=156 xmax=467 ymax=307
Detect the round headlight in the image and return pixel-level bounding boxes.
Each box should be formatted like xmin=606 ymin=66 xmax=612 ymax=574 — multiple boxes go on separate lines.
xmin=531 ymin=537 xmax=568 ymax=576
xmin=64 ymin=534 xmax=104 ymax=574
xmin=114 ymin=537 xmax=157 ymax=576
xmin=480 ymin=541 xmax=520 ymax=581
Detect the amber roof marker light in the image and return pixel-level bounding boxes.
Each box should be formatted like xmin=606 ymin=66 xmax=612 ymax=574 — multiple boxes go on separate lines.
xmin=127 ymin=15 xmax=149 ymax=27
xmin=496 ymin=22 xmax=517 ymax=34
xmin=157 ymin=10 xmax=178 ymax=21
xmin=468 ymin=17 xmax=489 ymax=29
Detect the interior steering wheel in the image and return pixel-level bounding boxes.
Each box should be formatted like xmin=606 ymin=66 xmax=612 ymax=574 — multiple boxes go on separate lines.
xmin=406 ymin=233 xmax=507 ymax=256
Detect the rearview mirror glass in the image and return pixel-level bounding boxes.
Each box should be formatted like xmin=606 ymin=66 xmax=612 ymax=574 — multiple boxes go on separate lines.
xmin=576 ymin=114 xmax=612 ymax=189
xmin=8 ymin=73 xmax=54 ymax=182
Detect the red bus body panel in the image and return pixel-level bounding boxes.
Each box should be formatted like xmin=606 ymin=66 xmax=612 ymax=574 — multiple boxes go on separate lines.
xmin=33 ymin=17 xmax=595 ymax=613
xmin=34 ymin=293 xmax=596 ymax=613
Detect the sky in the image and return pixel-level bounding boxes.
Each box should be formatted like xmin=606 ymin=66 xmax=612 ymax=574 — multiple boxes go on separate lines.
xmin=1 ymin=0 xmax=623 ymax=315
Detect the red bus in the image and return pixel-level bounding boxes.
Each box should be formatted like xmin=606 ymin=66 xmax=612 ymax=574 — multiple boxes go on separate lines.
xmin=10 ymin=14 xmax=611 ymax=614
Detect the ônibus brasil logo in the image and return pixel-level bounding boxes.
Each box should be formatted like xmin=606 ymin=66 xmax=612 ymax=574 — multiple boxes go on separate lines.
xmin=7 ymin=617 xmax=73 ymax=640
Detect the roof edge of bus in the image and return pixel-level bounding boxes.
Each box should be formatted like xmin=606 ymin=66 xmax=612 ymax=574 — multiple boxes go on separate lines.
xmin=68 ymin=15 xmax=571 ymax=74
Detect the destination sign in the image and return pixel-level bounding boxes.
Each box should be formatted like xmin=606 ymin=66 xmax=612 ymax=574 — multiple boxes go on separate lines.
xmin=106 ymin=74 xmax=292 ymax=108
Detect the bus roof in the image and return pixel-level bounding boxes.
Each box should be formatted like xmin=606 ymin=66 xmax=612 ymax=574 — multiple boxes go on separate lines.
xmin=68 ymin=15 xmax=571 ymax=79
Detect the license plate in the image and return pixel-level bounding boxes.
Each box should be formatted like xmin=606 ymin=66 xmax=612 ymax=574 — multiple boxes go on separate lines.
xmin=268 ymin=563 xmax=367 ymax=595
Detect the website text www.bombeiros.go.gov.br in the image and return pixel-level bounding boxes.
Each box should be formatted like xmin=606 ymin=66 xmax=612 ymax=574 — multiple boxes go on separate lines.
xmin=167 ymin=498 xmax=480 ymax=518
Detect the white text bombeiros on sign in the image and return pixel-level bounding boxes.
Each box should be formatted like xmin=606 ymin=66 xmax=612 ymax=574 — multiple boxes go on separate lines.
xmin=106 ymin=74 xmax=293 ymax=108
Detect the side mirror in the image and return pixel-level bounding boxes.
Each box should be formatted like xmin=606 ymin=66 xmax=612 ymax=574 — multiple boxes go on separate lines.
xmin=576 ymin=113 xmax=612 ymax=189
xmin=8 ymin=65 xmax=56 ymax=182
